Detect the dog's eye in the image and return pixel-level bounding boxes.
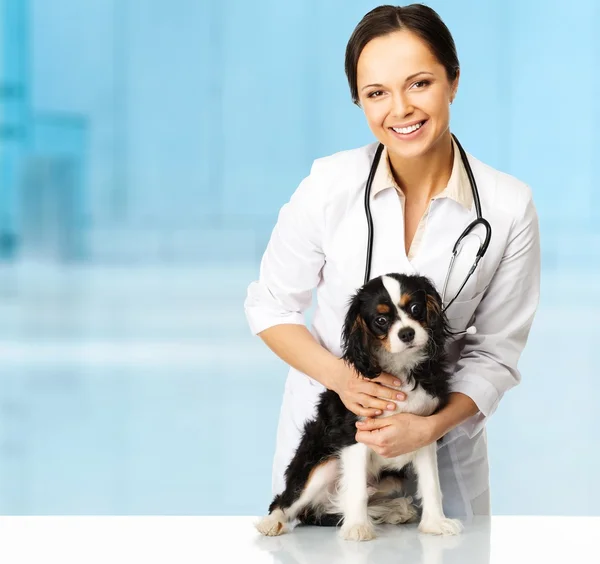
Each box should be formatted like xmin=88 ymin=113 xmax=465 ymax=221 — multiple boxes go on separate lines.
xmin=374 ymin=316 xmax=388 ymax=327
xmin=410 ymin=303 xmax=423 ymax=317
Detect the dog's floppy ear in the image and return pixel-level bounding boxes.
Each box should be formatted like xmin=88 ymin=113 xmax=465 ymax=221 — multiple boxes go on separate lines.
xmin=426 ymin=292 xmax=442 ymax=327
xmin=423 ymin=281 xmax=451 ymax=346
xmin=341 ymin=292 xmax=381 ymax=379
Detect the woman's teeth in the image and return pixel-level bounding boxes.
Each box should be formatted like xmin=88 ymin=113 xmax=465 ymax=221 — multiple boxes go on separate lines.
xmin=392 ymin=121 xmax=425 ymax=134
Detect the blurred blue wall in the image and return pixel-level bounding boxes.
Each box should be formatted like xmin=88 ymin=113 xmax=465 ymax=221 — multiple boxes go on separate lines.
xmin=3 ymin=0 xmax=599 ymax=267
xmin=0 ymin=0 xmax=598 ymax=516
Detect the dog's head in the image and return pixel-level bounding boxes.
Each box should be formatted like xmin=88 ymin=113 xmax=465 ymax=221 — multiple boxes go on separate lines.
xmin=341 ymin=273 xmax=450 ymax=378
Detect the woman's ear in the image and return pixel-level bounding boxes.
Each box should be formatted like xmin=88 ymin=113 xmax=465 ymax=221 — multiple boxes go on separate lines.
xmin=450 ymin=69 xmax=460 ymax=103
xmin=341 ymin=293 xmax=381 ymax=379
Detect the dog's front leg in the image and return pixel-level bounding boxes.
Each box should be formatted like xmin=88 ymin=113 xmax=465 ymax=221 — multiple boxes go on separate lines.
xmin=338 ymin=442 xmax=376 ymax=541
xmin=412 ymin=442 xmax=463 ymax=535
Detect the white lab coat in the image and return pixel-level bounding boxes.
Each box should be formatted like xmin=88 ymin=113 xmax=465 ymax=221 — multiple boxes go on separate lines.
xmin=244 ymin=140 xmax=541 ymax=522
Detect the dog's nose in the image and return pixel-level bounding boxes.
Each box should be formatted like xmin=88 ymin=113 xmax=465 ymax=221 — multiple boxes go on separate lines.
xmin=398 ymin=327 xmax=415 ymax=343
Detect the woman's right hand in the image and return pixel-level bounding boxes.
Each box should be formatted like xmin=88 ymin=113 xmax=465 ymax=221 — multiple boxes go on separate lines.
xmin=331 ymin=360 xmax=407 ymax=417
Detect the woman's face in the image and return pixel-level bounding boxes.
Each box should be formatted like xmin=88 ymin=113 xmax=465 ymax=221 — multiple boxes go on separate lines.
xmin=356 ymin=30 xmax=459 ymax=160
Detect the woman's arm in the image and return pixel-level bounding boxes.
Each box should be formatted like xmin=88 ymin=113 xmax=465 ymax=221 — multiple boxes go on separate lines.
xmin=427 ymin=392 xmax=479 ymax=441
xmin=245 ymin=162 xmax=404 ymax=417
xmin=257 ymin=323 xmax=342 ymax=390
xmin=438 ymin=189 xmax=541 ymax=440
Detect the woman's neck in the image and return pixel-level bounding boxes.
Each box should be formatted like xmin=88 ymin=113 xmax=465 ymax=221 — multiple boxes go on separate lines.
xmin=387 ymin=132 xmax=454 ymax=204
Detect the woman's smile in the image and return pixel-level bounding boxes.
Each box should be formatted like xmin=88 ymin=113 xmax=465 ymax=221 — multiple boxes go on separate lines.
xmin=388 ymin=119 xmax=429 ymax=141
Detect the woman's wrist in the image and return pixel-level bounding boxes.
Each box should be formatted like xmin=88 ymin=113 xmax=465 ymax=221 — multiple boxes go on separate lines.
xmin=427 ymin=392 xmax=480 ymax=441
xmin=319 ymin=357 xmax=349 ymax=393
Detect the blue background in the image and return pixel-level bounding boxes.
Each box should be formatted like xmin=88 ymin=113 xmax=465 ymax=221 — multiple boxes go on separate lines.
xmin=0 ymin=0 xmax=597 ymax=515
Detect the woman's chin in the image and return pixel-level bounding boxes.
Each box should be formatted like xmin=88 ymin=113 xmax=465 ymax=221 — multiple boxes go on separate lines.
xmin=387 ymin=140 xmax=432 ymax=161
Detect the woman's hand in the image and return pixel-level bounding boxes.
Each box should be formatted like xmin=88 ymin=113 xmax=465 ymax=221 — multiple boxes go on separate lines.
xmin=330 ymin=360 xmax=406 ymax=417
xmin=355 ymin=412 xmax=435 ymax=457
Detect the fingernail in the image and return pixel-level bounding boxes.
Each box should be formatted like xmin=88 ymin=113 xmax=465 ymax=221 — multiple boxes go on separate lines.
xmin=397 ymin=394 xmax=404 ymax=400
xmin=376 ymin=410 xmax=382 ymax=415
xmin=387 ymin=404 xmax=395 ymax=410
xmin=394 ymin=380 xmax=401 ymax=386
xmin=357 ymin=421 xmax=364 ymax=425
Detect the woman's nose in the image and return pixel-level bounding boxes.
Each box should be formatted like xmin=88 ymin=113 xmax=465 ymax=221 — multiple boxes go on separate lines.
xmin=391 ymin=92 xmax=414 ymax=118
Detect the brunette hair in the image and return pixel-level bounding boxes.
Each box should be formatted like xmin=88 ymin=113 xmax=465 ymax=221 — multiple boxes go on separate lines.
xmin=345 ymin=4 xmax=459 ymax=105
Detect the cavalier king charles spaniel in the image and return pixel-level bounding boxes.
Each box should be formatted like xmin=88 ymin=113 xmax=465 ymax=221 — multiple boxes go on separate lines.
xmin=255 ymin=273 xmax=463 ymax=541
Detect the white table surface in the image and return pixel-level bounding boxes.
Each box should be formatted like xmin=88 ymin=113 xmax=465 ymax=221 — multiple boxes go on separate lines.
xmin=0 ymin=515 xmax=597 ymax=563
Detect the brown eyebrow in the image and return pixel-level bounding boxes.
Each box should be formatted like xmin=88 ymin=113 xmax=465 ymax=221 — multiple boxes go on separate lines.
xmin=361 ymin=72 xmax=434 ymax=92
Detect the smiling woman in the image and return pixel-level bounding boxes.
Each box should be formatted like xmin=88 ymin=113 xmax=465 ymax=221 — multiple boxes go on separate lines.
xmin=347 ymin=6 xmax=461 ymax=223
xmin=245 ymin=2 xmax=540 ymax=526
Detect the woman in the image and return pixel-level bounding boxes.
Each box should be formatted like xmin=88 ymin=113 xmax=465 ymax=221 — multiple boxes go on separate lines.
xmin=244 ymin=4 xmax=540 ymax=521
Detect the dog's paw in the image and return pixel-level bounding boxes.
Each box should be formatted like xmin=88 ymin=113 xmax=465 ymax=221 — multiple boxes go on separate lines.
xmin=255 ymin=511 xmax=288 ymax=537
xmin=418 ymin=516 xmax=463 ymax=536
xmin=339 ymin=522 xmax=377 ymax=541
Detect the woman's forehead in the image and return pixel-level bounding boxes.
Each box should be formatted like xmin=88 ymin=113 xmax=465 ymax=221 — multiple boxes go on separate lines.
xmin=356 ymin=31 xmax=442 ymax=86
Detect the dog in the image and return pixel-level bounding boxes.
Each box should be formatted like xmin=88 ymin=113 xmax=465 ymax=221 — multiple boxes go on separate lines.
xmin=255 ymin=273 xmax=463 ymax=541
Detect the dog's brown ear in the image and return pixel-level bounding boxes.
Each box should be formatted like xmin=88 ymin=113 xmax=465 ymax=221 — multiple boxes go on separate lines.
xmin=424 ymin=288 xmax=451 ymax=347
xmin=426 ymin=293 xmax=442 ymax=326
xmin=341 ymin=293 xmax=381 ymax=379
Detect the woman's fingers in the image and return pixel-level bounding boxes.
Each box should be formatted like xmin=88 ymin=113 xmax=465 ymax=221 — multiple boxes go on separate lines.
xmin=381 ymin=383 xmax=406 ymax=401
xmin=342 ymin=371 xmax=405 ymax=415
xmin=372 ymin=373 xmax=406 ymax=400
xmin=373 ymin=372 xmax=402 ymax=388
xmin=354 ymin=403 xmax=380 ymax=418
xmin=357 ymin=393 xmax=395 ymax=413
xmin=367 ymin=381 xmax=406 ymax=402
xmin=351 ymin=378 xmax=404 ymax=407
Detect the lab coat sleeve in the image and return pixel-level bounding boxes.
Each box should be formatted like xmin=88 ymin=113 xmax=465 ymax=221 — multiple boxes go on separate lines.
xmin=244 ymin=163 xmax=326 ymax=335
xmin=449 ymin=190 xmax=541 ymax=439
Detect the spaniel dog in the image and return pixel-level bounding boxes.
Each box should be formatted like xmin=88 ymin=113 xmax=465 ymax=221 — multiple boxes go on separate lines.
xmin=255 ymin=273 xmax=463 ymax=541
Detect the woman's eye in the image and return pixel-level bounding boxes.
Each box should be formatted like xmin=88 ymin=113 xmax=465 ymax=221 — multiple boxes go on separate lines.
xmin=410 ymin=303 xmax=423 ymax=316
xmin=368 ymin=90 xmax=383 ymax=98
xmin=412 ymin=80 xmax=431 ymax=89
xmin=374 ymin=316 xmax=388 ymax=326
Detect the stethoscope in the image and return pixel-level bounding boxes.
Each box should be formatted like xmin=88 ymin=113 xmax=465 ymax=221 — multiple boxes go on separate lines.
xmin=363 ymin=133 xmax=492 ymax=336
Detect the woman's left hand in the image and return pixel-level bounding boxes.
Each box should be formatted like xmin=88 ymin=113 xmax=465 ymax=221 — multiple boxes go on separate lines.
xmin=355 ymin=412 xmax=436 ymax=458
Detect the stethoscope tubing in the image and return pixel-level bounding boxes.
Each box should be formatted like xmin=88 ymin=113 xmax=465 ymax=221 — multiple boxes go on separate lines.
xmin=362 ymin=134 xmax=492 ymax=314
